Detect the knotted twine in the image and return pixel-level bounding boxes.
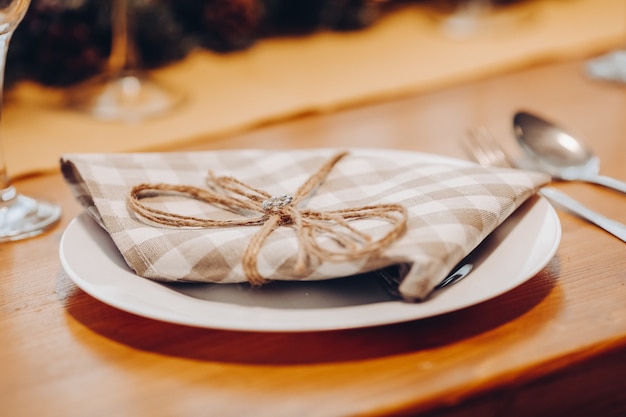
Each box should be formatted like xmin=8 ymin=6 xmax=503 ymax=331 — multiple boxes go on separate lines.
xmin=127 ymin=151 xmax=407 ymax=285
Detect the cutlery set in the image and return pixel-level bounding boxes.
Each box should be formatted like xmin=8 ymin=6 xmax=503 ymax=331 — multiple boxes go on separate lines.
xmin=464 ymin=111 xmax=626 ymax=243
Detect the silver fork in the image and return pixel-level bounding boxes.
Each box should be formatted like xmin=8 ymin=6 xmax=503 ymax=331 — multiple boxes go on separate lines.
xmin=377 ymin=261 xmax=473 ymax=301
xmin=464 ymin=128 xmax=626 ymax=243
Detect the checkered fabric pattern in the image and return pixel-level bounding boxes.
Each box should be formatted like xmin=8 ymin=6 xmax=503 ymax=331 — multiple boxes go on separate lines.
xmin=61 ymin=149 xmax=550 ymax=300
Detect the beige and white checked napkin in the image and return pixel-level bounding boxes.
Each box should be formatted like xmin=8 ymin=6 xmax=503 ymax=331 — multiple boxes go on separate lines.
xmin=61 ymin=149 xmax=549 ymax=300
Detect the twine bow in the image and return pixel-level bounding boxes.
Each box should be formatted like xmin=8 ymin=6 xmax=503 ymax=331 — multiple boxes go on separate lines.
xmin=128 ymin=152 xmax=407 ymax=285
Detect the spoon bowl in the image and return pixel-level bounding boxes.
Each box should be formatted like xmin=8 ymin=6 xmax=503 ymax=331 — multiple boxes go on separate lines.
xmin=513 ymin=111 xmax=626 ymax=194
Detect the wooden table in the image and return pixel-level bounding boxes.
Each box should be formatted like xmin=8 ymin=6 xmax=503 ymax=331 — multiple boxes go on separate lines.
xmin=2 ymin=56 xmax=626 ymax=417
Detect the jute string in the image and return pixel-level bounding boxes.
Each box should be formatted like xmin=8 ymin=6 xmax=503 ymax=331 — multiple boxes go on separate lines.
xmin=128 ymin=151 xmax=407 ymax=285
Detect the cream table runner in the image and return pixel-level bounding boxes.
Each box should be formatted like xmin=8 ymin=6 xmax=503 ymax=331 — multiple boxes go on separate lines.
xmin=5 ymin=0 xmax=625 ymax=178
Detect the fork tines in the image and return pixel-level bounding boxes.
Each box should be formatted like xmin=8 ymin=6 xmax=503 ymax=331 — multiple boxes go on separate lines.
xmin=463 ymin=128 xmax=514 ymax=169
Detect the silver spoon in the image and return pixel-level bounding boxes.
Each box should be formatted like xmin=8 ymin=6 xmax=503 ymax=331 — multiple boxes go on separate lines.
xmin=513 ymin=111 xmax=626 ymax=194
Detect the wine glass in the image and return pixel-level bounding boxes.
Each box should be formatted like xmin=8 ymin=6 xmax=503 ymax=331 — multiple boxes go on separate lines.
xmin=0 ymin=0 xmax=61 ymax=242
xmin=66 ymin=0 xmax=183 ymax=122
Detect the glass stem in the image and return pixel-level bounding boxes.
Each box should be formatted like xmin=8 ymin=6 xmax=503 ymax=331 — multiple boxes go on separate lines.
xmin=0 ymin=31 xmax=15 ymax=201
xmin=107 ymin=0 xmax=138 ymax=74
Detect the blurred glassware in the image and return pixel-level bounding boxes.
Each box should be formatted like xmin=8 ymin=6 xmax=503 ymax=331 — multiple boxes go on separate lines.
xmin=66 ymin=0 xmax=183 ymax=122
xmin=428 ymin=0 xmax=533 ymax=39
xmin=1 ymin=0 xmax=61 ymax=242
xmin=586 ymin=49 xmax=626 ymax=84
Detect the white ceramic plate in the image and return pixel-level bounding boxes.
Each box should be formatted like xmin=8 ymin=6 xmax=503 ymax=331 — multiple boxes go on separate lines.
xmin=59 ymin=152 xmax=561 ymax=332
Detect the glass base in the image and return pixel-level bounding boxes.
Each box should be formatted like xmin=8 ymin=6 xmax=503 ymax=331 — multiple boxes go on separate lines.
xmin=428 ymin=1 xmax=534 ymax=39
xmin=586 ymin=50 xmax=626 ymax=84
xmin=0 ymin=188 xmax=62 ymax=242
xmin=66 ymin=71 xmax=184 ymax=123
